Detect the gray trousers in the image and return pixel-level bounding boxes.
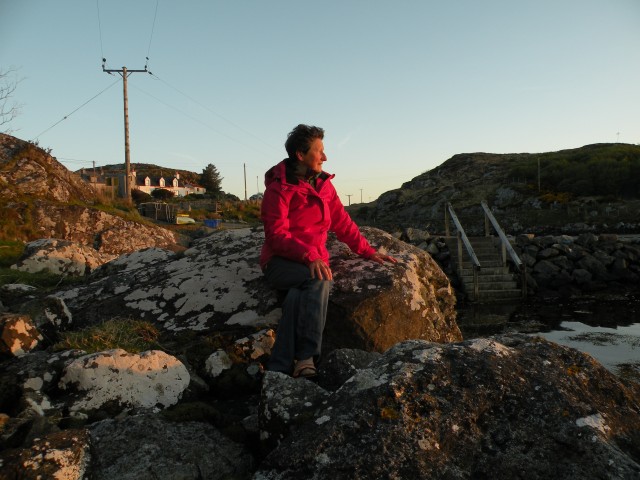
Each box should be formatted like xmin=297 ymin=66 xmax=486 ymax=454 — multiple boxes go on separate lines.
xmin=263 ymin=256 xmax=332 ymax=374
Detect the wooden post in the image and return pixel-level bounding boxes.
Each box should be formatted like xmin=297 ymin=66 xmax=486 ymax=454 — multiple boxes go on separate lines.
xmin=102 ymin=63 xmax=147 ymax=203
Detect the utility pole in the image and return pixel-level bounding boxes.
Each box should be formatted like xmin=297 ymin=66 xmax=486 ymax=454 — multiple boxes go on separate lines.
xmin=102 ymin=61 xmax=148 ymax=202
xmin=244 ymin=163 xmax=247 ymax=201
xmin=346 ymin=194 xmax=352 ymax=206
xmin=359 ymin=188 xmax=363 ymax=203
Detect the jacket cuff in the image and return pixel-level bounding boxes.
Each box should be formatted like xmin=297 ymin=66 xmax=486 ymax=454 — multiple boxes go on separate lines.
xmin=304 ymin=251 xmax=321 ymax=265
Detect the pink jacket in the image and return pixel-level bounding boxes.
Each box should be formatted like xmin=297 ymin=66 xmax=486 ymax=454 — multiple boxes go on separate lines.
xmin=259 ymin=160 xmax=376 ymax=269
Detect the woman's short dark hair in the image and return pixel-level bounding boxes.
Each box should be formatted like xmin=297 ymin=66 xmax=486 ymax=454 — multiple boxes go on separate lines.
xmin=285 ymin=124 xmax=324 ymax=160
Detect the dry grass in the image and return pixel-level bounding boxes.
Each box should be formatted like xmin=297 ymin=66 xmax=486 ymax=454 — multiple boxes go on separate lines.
xmin=54 ymin=317 xmax=161 ymax=354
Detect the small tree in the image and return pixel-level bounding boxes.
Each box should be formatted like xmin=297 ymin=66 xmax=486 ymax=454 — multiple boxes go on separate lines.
xmin=151 ymin=188 xmax=174 ymax=201
xmin=1 ymin=67 xmax=22 ymax=133
xmin=200 ymin=163 xmax=223 ymax=196
xmin=132 ymin=188 xmax=153 ymax=204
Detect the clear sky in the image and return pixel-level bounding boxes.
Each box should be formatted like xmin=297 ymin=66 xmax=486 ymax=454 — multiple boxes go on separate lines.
xmin=1 ymin=1 xmax=639 ymax=204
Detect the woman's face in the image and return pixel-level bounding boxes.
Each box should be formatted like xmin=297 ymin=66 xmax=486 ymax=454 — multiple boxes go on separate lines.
xmin=297 ymin=138 xmax=326 ymax=175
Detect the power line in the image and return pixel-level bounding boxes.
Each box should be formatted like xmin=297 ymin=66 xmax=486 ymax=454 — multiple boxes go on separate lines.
xmin=32 ymin=79 xmax=120 ymax=140
xmin=96 ymin=0 xmax=105 ymax=62
xmin=128 ymin=81 xmax=273 ymax=161
xmin=149 ymin=72 xmax=278 ymax=153
xmin=146 ymin=0 xmax=159 ymax=65
xmin=58 ymin=158 xmax=95 ymax=164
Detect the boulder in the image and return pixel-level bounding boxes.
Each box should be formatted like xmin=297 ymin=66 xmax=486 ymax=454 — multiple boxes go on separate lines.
xmin=45 ymin=227 xmax=460 ymax=352
xmin=10 ymin=238 xmax=116 ymax=276
xmin=325 ymin=226 xmax=460 ymax=352
xmin=58 ymin=349 xmax=190 ymax=415
xmin=256 ymin=334 xmax=640 ymax=479
xmin=259 ymin=371 xmax=330 ymax=451
xmin=89 ymin=414 xmax=253 ymax=480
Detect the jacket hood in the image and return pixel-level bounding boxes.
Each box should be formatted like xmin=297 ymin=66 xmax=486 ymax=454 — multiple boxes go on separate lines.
xmin=264 ymin=160 xmax=288 ymax=188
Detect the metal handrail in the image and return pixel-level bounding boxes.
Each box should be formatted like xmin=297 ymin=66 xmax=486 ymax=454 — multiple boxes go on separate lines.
xmin=445 ymin=202 xmax=481 ymax=299
xmin=480 ymin=200 xmax=527 ymax=298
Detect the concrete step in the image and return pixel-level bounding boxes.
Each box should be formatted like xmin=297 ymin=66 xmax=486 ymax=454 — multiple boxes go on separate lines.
xmin=461 ymin=282 xmax=519 ymax=290
xmin=444 ymin=235 xmax=524 ymax=303
xmin=459 ymin=274 xmax=517 ymax=283
xmin=459 ymin=266 xmax=511 ymax=276
xmin=471 ymin=289 xmax=523 ymax=302
xmin=458 ymin=260 xmax=505 ymax=268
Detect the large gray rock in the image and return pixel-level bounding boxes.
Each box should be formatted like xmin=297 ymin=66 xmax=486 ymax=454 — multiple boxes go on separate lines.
xmin=58 ymin=349 xmax=190 ymax=415
xmin=256 ymin=334 xmax=640 ymax=479
xmin=89 ymin=414 xmax=253 ymax=480
xmin=46 ymin=227 xmax=461 ymax=352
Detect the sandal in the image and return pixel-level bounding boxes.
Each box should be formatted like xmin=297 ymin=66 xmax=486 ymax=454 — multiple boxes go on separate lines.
xmin=293 ymin=358 xmax=317 ymax=379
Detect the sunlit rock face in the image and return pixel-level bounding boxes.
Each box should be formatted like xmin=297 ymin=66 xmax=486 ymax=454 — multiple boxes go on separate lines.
xmin=0 ymin=313 xmax=43 ymax=357
xmin=10 ymin=239 xmax=116 ymax=276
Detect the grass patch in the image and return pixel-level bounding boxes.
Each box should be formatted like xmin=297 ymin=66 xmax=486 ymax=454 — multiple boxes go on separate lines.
xmin=0 ymin=267 xmax=84 ymax=290
xmin=53 ymin=317 xmax=161 ymax=354
xmin=0 ymin=240 xmax=24 ymax=268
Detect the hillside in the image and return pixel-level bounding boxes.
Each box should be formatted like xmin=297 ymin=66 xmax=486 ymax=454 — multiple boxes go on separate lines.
xmin=349 ymin=143 xmax=640 ymax=235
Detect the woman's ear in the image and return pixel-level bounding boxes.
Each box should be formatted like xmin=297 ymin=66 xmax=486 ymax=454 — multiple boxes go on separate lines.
xmin=295 ymin=151 xmax=304 ymax=162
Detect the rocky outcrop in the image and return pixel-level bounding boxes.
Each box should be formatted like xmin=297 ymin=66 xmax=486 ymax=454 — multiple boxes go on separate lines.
xmin=0 ymin=226 xmax=462 ymax=477
xmin=42 ymin=227 xmax=460 ymax=350
xmin=0 ymin=133 xmax=180 ymax=254
xmin=0 ymin=134 xmax=95 ymax=204
xmin=2 ymin=318 xmax=639 ymax=478
xmin=349 ymin=144 xmax=640 ymax=236
xmin=257 ymin=335 xmax=640 ymax=479
xmin=30 ymin=203 xmax=179 ymax=256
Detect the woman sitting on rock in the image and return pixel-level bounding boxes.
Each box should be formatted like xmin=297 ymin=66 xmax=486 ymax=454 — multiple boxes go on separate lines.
xmin=259 ymin=124 xmax=396 ymax=378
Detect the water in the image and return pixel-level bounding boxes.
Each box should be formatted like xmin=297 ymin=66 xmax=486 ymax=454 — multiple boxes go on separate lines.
xmin=457 ymin=292 xmax=640 ymax=382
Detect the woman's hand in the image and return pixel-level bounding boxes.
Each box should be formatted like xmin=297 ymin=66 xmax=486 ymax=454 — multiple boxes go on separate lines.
xmin=369 ymin=251 xmax=398 ymax=265
xmin=309 ymin=259 xmax=333 ymax=280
